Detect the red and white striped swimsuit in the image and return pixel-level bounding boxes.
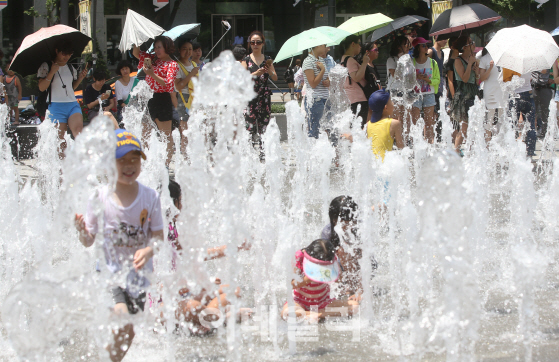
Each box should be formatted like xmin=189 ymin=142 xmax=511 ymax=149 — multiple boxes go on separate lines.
xmin=291 ymin=250 xmax=335 ymax=311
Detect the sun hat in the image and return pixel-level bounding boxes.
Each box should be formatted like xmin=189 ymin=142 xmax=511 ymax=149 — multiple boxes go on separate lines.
xmin=302 ymin=250 xmax=341 ymax=284
xmin=115 ymin=129 xmax=146 ymax=160
xmin=368 ymin=89 xmax=391 ymax=123
xmin=411 ymin=37 xmax=431 ymax=47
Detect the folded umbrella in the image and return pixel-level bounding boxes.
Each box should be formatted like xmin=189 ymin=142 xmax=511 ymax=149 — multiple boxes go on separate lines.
xmin=119 ymin=9 xmax=165 ymax=53
xmin=486 ymin=25 xmax=559 ymax=74
xmin=429 ymin=3 xmax=500 ymax=37
xmin=274 ymin=26 xmax=352 ymax=64
xmin=9 ymin=24 xmax=91 ymax=77
xmin=367 ymin=15 xmax=429 ymax=45
xmin=337 ymin=13 xmax=393 ymax=36
xmin=148 ymin=23 xmax=201 ymax=52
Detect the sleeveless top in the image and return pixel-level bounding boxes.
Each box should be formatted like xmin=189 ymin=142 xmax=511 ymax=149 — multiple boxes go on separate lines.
xmin=292 ymin=250 xmax=335 ymax=311
xmin=454 ymin=57 xmax=476 ymax=85
xmin=366 ymin=118 xmax=394 ymax=160
xmin=4 ymin=76 xmax=18 ymax=99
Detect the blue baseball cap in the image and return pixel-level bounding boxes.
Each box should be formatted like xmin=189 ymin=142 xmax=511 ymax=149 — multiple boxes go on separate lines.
xmin=368 ymin=89 xmax=391 ymax=123
xmin=115 ymin=129 xmax=146 ymax=160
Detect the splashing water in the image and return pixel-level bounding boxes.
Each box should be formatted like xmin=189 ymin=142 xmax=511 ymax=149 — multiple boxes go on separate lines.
xmin=1 ymin=51 xmax=559 ymax=362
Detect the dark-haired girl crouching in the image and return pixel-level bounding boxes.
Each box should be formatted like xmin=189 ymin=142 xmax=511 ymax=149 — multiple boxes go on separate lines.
xmin=281 ymin=238 xmax=359 ymax=322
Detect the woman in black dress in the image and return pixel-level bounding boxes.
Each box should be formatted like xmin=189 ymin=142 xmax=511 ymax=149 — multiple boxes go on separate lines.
xmin=241 ymin=31 xmax=278 ymax=148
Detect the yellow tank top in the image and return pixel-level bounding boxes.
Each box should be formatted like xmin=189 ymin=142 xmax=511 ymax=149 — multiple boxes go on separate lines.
xmin=366 ymin=118 xmax=394 ymax=160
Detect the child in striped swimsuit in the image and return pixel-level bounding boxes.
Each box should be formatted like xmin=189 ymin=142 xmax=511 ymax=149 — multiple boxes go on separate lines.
xmin=282 ymin=239 xmax=360 ymax=321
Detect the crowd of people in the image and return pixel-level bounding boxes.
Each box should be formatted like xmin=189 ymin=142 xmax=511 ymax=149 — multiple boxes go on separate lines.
xmin=9 ymin=20 xmax=558 ymax=361
xmin=286 ymin=31 xmax=558 ymax=158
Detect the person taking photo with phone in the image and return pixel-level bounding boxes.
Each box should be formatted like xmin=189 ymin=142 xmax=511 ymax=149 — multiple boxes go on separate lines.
xmin=83 ymin=70 xmax=119 ymax=129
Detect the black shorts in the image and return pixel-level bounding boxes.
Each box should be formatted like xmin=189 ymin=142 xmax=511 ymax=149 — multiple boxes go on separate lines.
xmin=112 ymin=287 xmax=146 ymax=315
xmin=148 ymin=92 xmax=173 ymax=122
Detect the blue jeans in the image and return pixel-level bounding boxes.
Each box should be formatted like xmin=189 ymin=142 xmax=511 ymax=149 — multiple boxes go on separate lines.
xmin=305 ymin=97 xmax=326 ymax=138
xmin=510 ymin=91 xmax=536 ymax=155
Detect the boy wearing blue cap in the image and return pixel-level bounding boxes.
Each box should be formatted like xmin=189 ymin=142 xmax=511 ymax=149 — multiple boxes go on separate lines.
xmin=75 ymin=129 xmax=164 ymax=362
xmin=366 ymin=90 xmax=404 ymax=160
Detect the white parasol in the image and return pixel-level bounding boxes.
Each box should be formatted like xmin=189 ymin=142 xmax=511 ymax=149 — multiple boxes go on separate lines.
xmin=118 ymin=9 xmax=165 ymax=53
xmin=486 ymin=24 xmax=559 ymax=74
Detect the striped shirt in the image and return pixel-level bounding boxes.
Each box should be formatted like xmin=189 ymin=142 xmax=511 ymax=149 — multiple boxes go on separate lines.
xmin=302 ymin=54 xmax=330 ymax=99
xmin=292 ymin=250 xmax=335 ymax=311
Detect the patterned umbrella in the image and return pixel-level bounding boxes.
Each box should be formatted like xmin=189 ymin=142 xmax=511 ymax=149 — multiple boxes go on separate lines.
xmin=486 ymin=25 xmax=559 ymax=74
xmin=9 ymin=25 xmax=91 ymax=77
xmin=367 ymin=15 xmax=429 ymax=45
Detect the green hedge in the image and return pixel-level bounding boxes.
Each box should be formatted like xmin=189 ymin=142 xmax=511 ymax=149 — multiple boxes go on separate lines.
xmin=271 ymin=103 xmax=285 ymax=114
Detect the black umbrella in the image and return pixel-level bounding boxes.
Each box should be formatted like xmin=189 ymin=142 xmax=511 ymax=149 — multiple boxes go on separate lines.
xmin=9 ymin=24 xmax=91 ymax=77
xmin=367 ymin=15 xmax=429 ymax=45
xmin=429 ymin=3 xmax=501 ymax=37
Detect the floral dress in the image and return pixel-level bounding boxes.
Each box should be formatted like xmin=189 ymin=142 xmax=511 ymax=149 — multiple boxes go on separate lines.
xmin=243 ymin=55 xmax=272 ymax=135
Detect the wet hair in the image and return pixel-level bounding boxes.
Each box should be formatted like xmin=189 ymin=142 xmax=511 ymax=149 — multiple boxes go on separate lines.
xmin=92 ymin=70 xmax=106 ymax=81
xmin=191 ymin=42 xmax=202 ymax=51
xmin=153 ymin=35 xmax=175 ymax=56
xmin=169 ymin=179 xmax=181 ymax=205
xmin=355 ymin=42 xmax=376 ymax=64
xmin=247 ymin=31 xmax=265 ymax=53
xmin=390 ymin=36 xmax=409 ymax=57
xmin=116 ymin=60 xmax=134 ymax=76
xmin=304 ymin=239 xmax=336 ymax=262
xmin=232 ymin=44 xmax=246 ymax=61
xmin=328 ymin=196 xmax=358 ymax=249
xmin=340 ymin=34 xmax=360 ymax=55
xmin=452 ymin=36 xmax=470 ymax=53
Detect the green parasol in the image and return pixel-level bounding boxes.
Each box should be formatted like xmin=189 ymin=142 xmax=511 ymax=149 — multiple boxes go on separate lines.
xmin=337 ymin=13 xmax=393 ymax=36
xmin=274 ymin=26 xmax=352 ymax=64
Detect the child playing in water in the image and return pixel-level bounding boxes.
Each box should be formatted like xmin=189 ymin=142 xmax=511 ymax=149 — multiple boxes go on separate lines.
xmin=75 ymin=129 xmax=164 ymax=362
xmin=282 ymin=239 xmax=359 ymax=321
xmin=366 ymin=89 xmax=405 ymax=160
xmin=321 ymin=196 xmax=365 ymax=299
xmin=166 ymin=179 xmax=251 ymax=335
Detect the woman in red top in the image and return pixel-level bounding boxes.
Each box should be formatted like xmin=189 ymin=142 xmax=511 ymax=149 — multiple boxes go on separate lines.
xmin=132 ymin=36 xmax=179 ymax=166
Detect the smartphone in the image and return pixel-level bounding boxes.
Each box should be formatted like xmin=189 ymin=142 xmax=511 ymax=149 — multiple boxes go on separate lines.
xmin=144 ymin=58 xmax=152 ymax=67
xmin=105 ymin=90 xmax=111 ymax=96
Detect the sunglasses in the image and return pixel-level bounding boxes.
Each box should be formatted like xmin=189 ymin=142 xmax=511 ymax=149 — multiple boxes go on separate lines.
xmin=250 ymin=41 xmax=263 ymax=45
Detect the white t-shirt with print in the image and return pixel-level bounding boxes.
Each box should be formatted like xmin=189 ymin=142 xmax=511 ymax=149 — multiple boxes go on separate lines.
xmin=37 ymin=62 xmax=77 ymax=103
xmin=175 ymin=61 xmax=195 ymax=95
xmin=302 ymin=54 xmax=329 ymax=99
xmin=414 ymin=59 xmax=434 ymax=95
xmin=85 ymin=182 xmax=164 ymax=297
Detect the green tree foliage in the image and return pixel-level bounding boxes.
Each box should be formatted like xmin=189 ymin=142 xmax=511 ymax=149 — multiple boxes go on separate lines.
xmin=24 ymin=0 xmax=60 ymax=27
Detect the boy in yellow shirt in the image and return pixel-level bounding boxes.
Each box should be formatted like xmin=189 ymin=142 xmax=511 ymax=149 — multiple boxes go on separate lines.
xmin=366 ymin=90 xmax=404 ymax=160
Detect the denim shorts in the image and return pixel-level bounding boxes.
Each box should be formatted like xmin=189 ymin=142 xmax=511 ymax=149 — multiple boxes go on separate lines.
xmin=47 ymin=101 xmax=82 ymax=124
xmin=412 ymin=93 xmax=436 ymax=109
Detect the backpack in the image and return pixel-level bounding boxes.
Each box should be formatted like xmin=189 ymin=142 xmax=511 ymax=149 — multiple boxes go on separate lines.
xmin=341 ymin=56 xmax=377 ymax=100
xmin=36 ymin=63 xmax=76 ymax=119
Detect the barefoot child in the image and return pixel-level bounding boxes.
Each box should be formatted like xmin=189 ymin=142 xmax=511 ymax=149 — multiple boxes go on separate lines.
xmin=165 ymin=179 xmax=251 ymax=335
xmin=75 ymin=129 xmax=164 ymax=362
xmin=282 ymin=239 xmax=359 ymax=321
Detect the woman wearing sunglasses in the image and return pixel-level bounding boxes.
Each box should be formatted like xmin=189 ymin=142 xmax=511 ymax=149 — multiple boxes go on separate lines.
xmin=242 ymin=31 xmax=278 ymax=155
xmin=450 ymin=36 xmax=480 ymax=154
xmin=411 ymin=37 xmax=440 ymax=144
